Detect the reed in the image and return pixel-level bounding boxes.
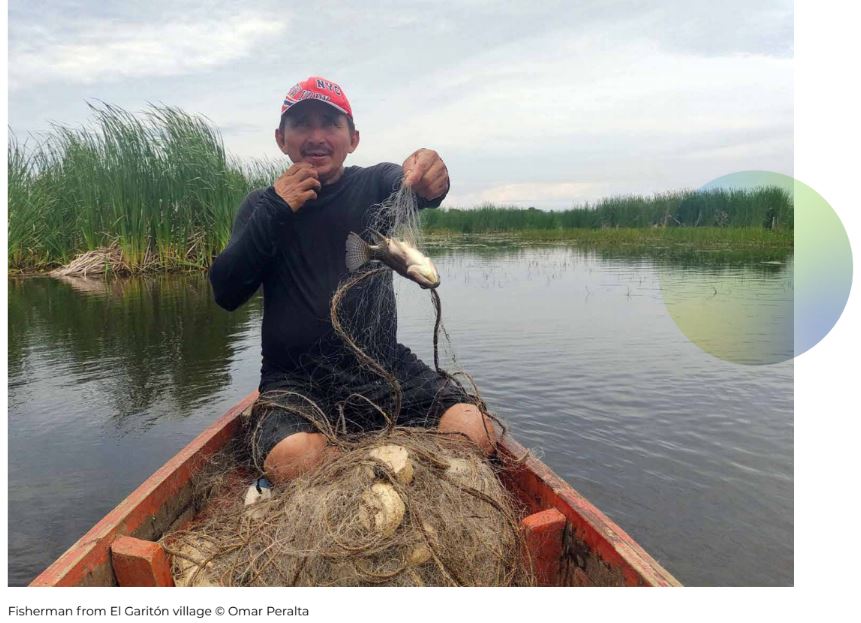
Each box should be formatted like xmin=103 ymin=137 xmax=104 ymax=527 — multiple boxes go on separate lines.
xmin=8 ymin=103 xmax=793 ymax=273
xmin=420 ymin=187 xmax=793 ymax=233
xmin=8 ymin=104 xmax=280 ymax=271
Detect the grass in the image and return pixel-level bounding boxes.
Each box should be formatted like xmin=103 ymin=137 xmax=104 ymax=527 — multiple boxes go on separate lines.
xmin=8 ymin=103 xmax=793 ymax=273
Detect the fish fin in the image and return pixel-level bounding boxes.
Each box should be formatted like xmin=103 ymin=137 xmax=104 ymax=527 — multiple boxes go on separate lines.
xmin=345 ymin=232 xmax=371 ymax=272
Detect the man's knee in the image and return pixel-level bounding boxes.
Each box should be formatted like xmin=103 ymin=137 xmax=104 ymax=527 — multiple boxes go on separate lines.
xmin=263 ymin=431 xmax=330 ymax=484
xmin=438 ymin=403 xmax=497 ymax=456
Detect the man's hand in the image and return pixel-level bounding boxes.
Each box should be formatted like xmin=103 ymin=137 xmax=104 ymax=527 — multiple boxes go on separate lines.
xmin=402 ymin=149 xmax=449 ymax=200
xmin=273 ymin=163 xmax=322 ymax=213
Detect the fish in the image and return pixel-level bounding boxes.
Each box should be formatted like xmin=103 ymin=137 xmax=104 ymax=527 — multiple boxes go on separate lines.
xmin=345 ymin=229 xmax=440 ymax=289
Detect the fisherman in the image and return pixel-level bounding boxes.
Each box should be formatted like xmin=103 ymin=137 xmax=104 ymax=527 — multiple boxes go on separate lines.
xmin=209 ymin=76 xmax=495 ymax=485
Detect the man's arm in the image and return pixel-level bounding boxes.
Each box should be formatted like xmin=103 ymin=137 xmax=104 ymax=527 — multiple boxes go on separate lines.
xmin=210 ymin=163 xmax=321 ymax=311
xmin=209 ymin=188 xmax=295 ymax=311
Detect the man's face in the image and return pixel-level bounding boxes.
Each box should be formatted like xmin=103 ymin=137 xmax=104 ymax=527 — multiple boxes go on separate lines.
xmin=275 ymin=100 xmax=360 ymax=185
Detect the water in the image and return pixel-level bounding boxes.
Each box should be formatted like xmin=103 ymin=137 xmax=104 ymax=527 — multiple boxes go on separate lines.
xmin=7 ymin=245 xmax=793 ymax=586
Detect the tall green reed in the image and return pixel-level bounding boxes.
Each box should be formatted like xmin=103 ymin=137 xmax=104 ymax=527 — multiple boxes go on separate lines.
xmin=421 ymin=187 xmax=793 ymax=233
xmin=8 ymin=104 xmax=280 ymax=271
xmin=8 ymin=103 xmax=793 ymax=272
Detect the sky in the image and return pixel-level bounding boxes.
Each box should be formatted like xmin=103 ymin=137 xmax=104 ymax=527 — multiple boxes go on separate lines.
xmin=6 ymin=0 xmax=793 ymax=209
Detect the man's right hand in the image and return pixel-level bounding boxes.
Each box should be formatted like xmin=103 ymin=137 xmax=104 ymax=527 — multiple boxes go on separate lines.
xmin=273 ymin=163 xmax=322 ymax=213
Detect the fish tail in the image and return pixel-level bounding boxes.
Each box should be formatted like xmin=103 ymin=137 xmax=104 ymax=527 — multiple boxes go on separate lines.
xmin=345 ymin=232 xmax=371 ymax=272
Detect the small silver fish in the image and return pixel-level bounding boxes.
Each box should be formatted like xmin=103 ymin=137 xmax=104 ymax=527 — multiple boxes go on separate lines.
xmin=345 ymin=230 xmax=441 ymax=289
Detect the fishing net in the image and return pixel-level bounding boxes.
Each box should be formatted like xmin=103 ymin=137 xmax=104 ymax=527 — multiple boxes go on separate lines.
xmin=163 ymin=430 xmax=533 ymax=586
xmin=161 ymin=185 xmax=532 ymax=585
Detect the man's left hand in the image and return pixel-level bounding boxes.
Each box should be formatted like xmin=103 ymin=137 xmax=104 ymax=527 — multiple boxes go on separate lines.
xmin=402 ymin=149 xmax=449 ymax=200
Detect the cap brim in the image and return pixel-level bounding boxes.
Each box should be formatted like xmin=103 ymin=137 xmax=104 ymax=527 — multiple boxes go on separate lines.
xmin=281 ymin=98 xmax=352 ymax=119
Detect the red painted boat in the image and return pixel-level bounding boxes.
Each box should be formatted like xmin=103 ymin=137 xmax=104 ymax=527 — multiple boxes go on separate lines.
xmin=30 ymin=391 xmax=681 ymax=587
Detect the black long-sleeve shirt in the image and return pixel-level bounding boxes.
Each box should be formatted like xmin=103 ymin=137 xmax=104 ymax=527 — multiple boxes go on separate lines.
xmin=209 ymin=162 xmax=445 ymax=389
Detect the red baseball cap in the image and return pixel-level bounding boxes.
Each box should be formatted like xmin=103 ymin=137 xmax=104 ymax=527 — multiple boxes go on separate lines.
xmin=280 ymin=76 xmax=353 ymax=121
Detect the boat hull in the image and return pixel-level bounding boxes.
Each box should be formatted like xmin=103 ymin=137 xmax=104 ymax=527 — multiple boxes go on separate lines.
xmin=30 ymin=391 xmax=680 ymax=587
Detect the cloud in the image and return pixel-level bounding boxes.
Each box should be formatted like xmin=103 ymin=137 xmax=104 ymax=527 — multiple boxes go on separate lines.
xmin=7 ymin=1 xmax=793 ymax=208
xmin=361 ymin=29 xmax=791 ymax=153
xmin=9 ymin=10 xmax=287 ymax=90
xmin=649 ymin=1 xmax=793 ymax=58
xmin=351 ymin=23 xmax=791 ymax=209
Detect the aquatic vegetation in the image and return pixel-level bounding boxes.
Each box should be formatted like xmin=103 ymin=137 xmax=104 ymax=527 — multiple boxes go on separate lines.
xmin=8 ymin=103 xmax=792 ymax=273
xmin=424 ymin=227 xmax=793 ymax=263
xmin=420 ymin=187 xmax=793 ymax=233
xmin=8 ymin=104 xmax=280 ymax=272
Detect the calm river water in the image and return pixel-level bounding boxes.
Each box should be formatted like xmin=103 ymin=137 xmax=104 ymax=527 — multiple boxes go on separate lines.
xmin=7 ymin=243 xmax=793 ymax=586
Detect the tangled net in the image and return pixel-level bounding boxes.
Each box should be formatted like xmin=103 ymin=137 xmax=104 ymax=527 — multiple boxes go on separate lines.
xmin=162 ymin=185 xmax=532 ymax=586
xmin=163 ymin=430 xmax=532 ymax=586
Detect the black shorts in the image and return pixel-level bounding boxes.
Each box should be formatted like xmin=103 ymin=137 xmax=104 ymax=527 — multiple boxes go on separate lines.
xmin=248 ymin=344 xmax=471 ymax=462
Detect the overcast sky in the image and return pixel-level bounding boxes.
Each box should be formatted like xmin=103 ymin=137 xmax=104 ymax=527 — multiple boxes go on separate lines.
xmin=7 ymin=0 xmax=793 ymax=209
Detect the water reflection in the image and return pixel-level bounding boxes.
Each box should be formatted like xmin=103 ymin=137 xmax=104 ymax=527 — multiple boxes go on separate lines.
xmin=423 ymin=241 xmax=795 ymax=365
xmin=8 ymin=274 xmax=261 ymax=424
xmin=425 ymin=236 xmax=793 ymax=269
xmin=660 ymin=258 xmax=794 ymax=364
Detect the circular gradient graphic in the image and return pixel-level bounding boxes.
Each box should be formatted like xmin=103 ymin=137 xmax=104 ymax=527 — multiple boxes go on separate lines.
xmin=790 ymin=176 xmax=853 ymax=357
xmin=659 ymin=171 xmax=852 ymax=365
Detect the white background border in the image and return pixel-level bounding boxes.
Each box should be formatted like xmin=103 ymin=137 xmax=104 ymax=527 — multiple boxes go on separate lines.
xmin=3 ymin=0 xmax=860 ymax=619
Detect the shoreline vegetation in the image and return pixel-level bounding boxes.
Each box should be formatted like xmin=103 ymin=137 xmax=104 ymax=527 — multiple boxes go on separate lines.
xmin=9 ymin=104 xmax=793 ymax=276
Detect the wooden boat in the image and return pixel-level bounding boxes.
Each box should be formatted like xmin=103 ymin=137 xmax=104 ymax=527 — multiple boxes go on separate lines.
xmin=30 ymin=391 xmax=681 ymax=587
